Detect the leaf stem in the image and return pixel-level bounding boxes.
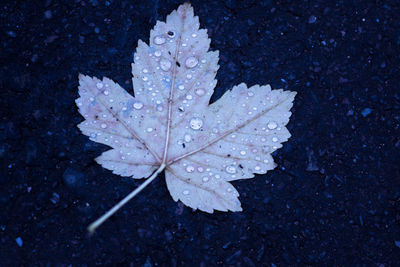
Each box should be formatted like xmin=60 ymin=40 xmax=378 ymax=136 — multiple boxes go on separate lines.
xmin=88 ymin=163 xmax=166 ymax=234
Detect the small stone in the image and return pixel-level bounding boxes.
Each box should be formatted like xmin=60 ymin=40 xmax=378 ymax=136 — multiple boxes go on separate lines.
xmin=361 ymin=108 xmax=372 ymax=117
xmin=308 ymin=15 xmax=317 ymax=24
xmin=15 ymin=237 xmax=23 ymax=247
xmin=50 ymin=192 xmax=60 ymax=204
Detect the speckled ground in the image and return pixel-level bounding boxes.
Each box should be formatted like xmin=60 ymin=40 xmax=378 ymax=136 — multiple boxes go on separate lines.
xmin=1 ymin=0 xmax=400 ymax=265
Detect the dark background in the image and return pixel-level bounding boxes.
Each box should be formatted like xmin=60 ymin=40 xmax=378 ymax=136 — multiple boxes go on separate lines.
xmin=1 ymin=0 xmax=400 ymax=265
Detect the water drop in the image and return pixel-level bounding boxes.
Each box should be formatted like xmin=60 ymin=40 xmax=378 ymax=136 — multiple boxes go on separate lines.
xmin=272 ymin=137 xmax=279 ymax=142
xmin=263 ymin=159 xmax=269 ymax=163
xmin=146 ymin=127 xmax=153 ymax=132
xmin=178 ymin=85 xmax=185 ymax=90
xmin=153 ymin=35 xmax=166 ymax=45
xmin=142 ymin=68 xmax=148 ymax=73
xmin=192 ymin=33 xmax=197 ymax=38
xmin=255 ymin=166 xmax=261 ymax=171
xmin=195 ymin=88 xmax=205 ymax=96
xmin=267 ymin=121 xmax=278 ymax=130
xmin=103 ymin=90 xmax=109 ymax=96
xmin=154 ymin=50 xmax=161 ymax=57
xmin=240 ymin=150 xmax=246 ymax=155
xmin=197 ymin=167 xmax=204 ymax=172
xmin=184 ymin=134 xmax=191 ymax=142
xmin=247 ymin=91 xmax=254 ymax=97
xmin=186 ymin=74 xmax=192 ymax=79
xmin=167 ymin=31 xmax=175 ymax=38
xmin=215 ymin=174 xmax=221 ymax=179
xmin=89 ymin=97 xmax=94 ymax=102
xmin=156 ymin=104 xmax=163 ymax=112
xmin=186 ymin=166 xmax=195 ymax=173
xmin=227 ymin=188 xmax=233 ymax=192
xmin=189 ymin=117 xmax=203 ymax=130
xmin=186 ymin=95 xmax=193 ymax=100
xmin=185 ymin=56 xmax=198 ymax=68
xmin=100 ymin=123 xmax=107 ymax=129
xmin=133 ymin=101 xmax=144 ymax=109
xmin=202 ymin=176 xmax=209 ymax=182
xmin=226 ymin=165 xmax=237 ymax=174
xmin=96 ymin=82 xmax=103 ymax=89
xmin=122 ymin=107 xmax=127 ymax=111
xmin=182 ymin=190 xmax=190 ymax=195
xmin=160 ymin=59 xmax=172 ymax=71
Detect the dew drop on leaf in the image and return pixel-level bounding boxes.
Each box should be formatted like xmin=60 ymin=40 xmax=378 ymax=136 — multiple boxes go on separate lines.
xmin=153 ymin=35 xmax=166 ymax=45
xmin=156 ymin=104 xmax=163 ymax=112
xmin=167 ymin=31 xmax=175 ymax=38
xmin=226 ymin=165 xmax=237 ymax=174
xmin=184 ymin=134 xmax=191 ymax=142
xmin=160 ymin=59 xmax=172 ymax=71
xmin=182 ymin=190 xmax=190 ymax=195
xmin=272 ymin=137 xmax=279 ymax=142
xmin=96 ymin=82 xmax=103 ymax=89
xmin=189 ymin=117 xmax=203 ymax=130
xmin=267 ymin=121 xmax=278 ymax=129
xmin=100 ymin=123 xmax=107 ymax=129
xmin=186 ymin=166 xmax=194 ymax=173
xmin=185 ymin=56 xmax=198 ymax=68
xmin=133 ymin=101 xmax=144 ymax=109
xmin=202 ymin=177 xmax=209 ymax=182
xmin=195 ymin=88 xmax=205 ymax=96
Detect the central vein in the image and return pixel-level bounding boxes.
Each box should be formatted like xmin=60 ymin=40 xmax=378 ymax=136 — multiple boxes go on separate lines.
xmin=162 ymin=28 xmax=184 ymax=164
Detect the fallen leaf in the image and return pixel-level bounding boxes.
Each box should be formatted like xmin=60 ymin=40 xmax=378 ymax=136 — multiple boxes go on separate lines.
xmin=75 ymin=3 xmax=296 ymax=232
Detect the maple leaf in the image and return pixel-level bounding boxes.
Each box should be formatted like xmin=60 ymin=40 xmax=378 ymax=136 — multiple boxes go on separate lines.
xmin=76 ymin=3 xmax=296 ymax=233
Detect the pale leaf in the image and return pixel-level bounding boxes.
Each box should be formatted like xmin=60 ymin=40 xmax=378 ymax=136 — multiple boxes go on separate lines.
xmin=76 ymin=3 xmax=296 ymax=218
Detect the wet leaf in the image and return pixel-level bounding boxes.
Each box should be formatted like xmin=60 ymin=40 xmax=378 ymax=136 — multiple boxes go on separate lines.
xmin=76 ymin=3 xmax=296 ymax=218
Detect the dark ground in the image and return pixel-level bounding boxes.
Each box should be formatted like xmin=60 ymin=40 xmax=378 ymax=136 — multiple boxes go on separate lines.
xmin=1 ymin=0 xmax=400 ymax=265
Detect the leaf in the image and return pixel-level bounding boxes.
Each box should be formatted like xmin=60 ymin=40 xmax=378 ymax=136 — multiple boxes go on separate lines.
xmin=76 ymin=3 xmax=296 ymax=231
